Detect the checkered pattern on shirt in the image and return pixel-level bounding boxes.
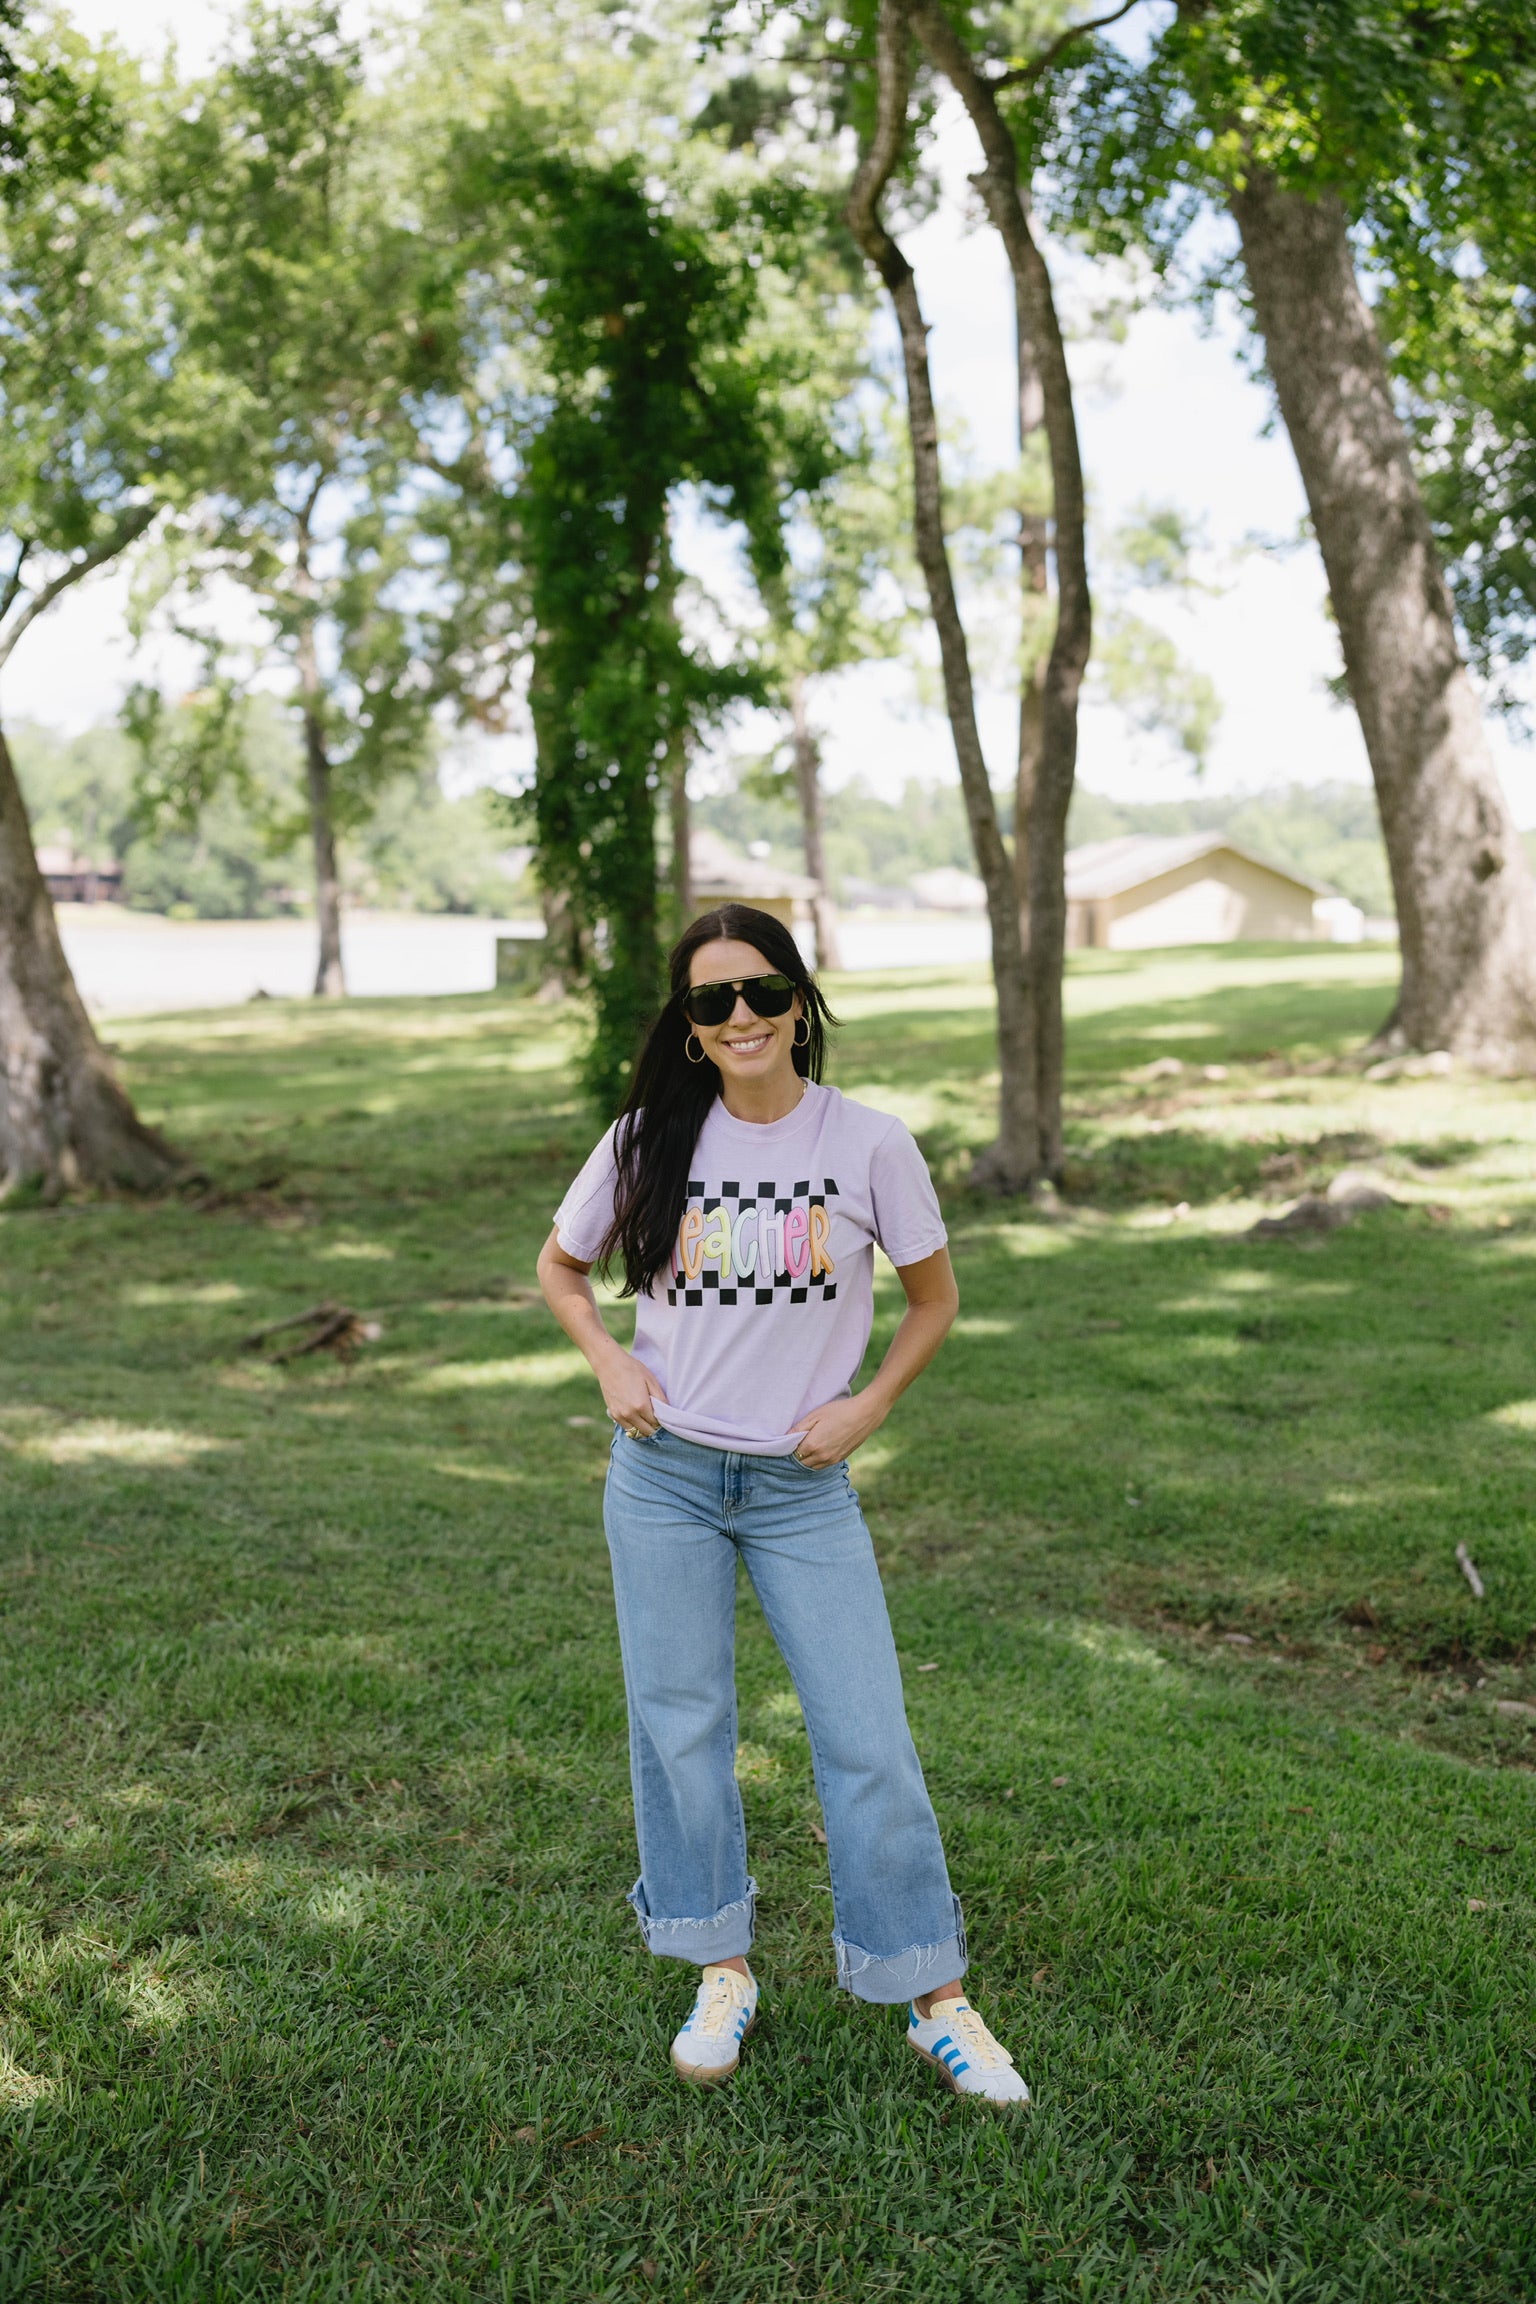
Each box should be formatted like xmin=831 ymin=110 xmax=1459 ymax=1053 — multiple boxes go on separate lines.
xmin=664 ymin=1177 xmax=840 ymax=1308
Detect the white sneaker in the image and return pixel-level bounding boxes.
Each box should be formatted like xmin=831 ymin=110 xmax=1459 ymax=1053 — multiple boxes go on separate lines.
xmin=671 ymin=1965 xmax=758 ymax=2086
xmin=907 ymin=1994 xmax=1031 ymax=2107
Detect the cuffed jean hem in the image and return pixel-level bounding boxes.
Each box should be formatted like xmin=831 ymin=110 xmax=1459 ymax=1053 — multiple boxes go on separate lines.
xmin=627 ymin=1876 xmax=758 ymax=1965
xmin=833 ymin=1896 xmax=967 ymax=2005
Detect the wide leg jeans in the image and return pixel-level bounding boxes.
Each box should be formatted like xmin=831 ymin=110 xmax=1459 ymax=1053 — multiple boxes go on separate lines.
xmin=602 ymin=1427 xmax=966 ymax=2004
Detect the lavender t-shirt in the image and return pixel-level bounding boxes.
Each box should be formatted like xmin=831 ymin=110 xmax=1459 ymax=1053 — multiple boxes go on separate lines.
xmin=553 ymin=1081 xmax=947 ymax=1455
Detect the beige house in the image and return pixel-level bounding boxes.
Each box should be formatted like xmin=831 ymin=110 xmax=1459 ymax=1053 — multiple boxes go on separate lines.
xmin=689 ymin=829 xmax=820 ymax=949
xmin=1065 ymin=833 xmax=1341 ymax=950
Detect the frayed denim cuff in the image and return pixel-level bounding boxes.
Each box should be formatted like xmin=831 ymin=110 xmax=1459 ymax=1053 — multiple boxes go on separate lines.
xmin=833 ymin=1896 xmax=967 ymax=2005
xmin=628 ymin=1876 xmax=758 ymax=1965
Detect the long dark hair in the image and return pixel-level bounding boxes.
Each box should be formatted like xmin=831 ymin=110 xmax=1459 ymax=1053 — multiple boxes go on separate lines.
xmin=596 ymin=904 xmax=837 ymax=1298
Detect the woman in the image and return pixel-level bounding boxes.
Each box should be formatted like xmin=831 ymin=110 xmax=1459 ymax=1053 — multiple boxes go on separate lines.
xmin=538 ymin=903 xmax=1028 ymax=2107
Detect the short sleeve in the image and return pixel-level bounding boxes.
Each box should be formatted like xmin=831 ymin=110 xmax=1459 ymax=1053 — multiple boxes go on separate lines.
xmin=552 ymin=1125 xmax=621 ymax=1264
xmin=868 ymin=1119 xmax=947 ymax=1266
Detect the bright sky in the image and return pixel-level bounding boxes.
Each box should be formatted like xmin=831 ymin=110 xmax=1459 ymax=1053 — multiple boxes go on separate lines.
xmin=21 ymin=2 xmax=1536 ymax=823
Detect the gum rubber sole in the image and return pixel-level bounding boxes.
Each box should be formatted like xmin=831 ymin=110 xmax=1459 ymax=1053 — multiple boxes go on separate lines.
xmin=672 ymin=2011 xmax=756 ymax=2087
xmin=907 ymin=2035 xmax=1030 ymax=2107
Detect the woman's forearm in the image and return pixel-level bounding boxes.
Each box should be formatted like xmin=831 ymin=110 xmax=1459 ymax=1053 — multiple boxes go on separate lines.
xmin=538 ymin=1248 xmax=627 ymax=1377
xmin=863 ymin=1299 xmax=955 ymax=1415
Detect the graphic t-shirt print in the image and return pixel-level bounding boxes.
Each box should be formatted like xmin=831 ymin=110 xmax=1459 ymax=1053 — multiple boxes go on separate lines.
xmin=551 ymin=1082 xmax=947 ymax=1451
xmin=667 ymin=1176 xmax=840 ymax=1308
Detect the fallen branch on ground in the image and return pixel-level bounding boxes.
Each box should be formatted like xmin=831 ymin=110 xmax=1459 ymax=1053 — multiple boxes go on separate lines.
xmin=239 ymin=1302 xmax=383 ymax=1364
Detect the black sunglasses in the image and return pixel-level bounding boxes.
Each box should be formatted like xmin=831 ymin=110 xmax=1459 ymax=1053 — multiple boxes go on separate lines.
xmin=681 ymin=972 xmax=799 ymax=1029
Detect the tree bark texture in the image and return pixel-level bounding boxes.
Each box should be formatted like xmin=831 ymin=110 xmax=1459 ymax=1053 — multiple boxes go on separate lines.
xmin=789 ymin=673 xmax=842 ymax=971
xmin=538 ymin=882 xmax=583 ymax=1000
xmin=1012 ymin=244 xmax=1049 ymax=939
xmin=846 ymin=0 xmax=1037 ymax=1192
xmin=909 ymin=0 xmax=1093 ymax=1178
xmin=1231 ymin=170 xmax=1536 ymax=1067
xmin=668 ymin=732 xmax=692 ymax=925
xmin=0 ymin=718 xmax=180 ymax=1197
xmin=292 ymin=492 xmax=346 ymax=1000
xmin=299 ymin=695 xmax=346 ymax=999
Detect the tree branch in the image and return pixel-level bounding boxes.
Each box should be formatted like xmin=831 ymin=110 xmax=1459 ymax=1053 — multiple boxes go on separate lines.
xmin=0 ymin=539 xmax=31 ymax=625
xmin=842 ymin=0 xmax=917 ymax=298
xmin=987 ymin=0 xmax=1143 ymax=92
xmin=0 ymin=504 xmax=158 ymax=674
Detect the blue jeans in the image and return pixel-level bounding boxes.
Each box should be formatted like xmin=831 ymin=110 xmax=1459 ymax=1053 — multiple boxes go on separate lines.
xmin=603 ymin=1428 xmax=966 ymax=2004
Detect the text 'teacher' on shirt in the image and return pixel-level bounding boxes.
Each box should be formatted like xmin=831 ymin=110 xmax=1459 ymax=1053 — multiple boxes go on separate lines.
xmin=552 ymin=1081 xmax=947 ymax=1455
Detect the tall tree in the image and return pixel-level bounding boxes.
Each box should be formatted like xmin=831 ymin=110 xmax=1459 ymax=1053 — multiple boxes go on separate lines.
xmin=903 ymin=0 xmax=1096 ymax=1177
xmin=0 ymin=10 xmax=182 ymax=1196
xmin=450 ymin=124 xmax=827 ymax=1107
xmin=1042 ymin=0 xmax=1536 ymax=1067
xmin=846 ymin=0 xmax=1039 ymax=1192
xmin=139 ymin=3 xmax=459 ymax=996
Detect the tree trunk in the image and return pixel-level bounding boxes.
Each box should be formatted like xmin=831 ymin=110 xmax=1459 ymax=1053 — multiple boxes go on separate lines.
xmin=1230 ymin=169 xmax=1536 ymax=1067
xmin=846 ymin=0 xmax=1037 ymax=1193
xmin=292 ymin=490 xmax=345 ymax=1000
xmin=301 ymin=703 xmax=345 ymax=999
xmin=909 ymin=0 xmax=1093 ymax=1181
xmin=668 ymin=732 xmax=692 ymax=925
xmin=789 ymin=673 xmax=842 ymax=971
xmin=0 ymin=717 xmax=181 ymax=1198
xmin=538 ymin=881 xmax=583 ymax=1000
xmin=1013 ymin=274 xmax=1050 ymax=940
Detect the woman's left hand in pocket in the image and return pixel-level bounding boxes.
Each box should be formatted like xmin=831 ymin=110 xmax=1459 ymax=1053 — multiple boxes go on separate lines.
xmin=789 ymin=1393 xmax=885 ymax=1470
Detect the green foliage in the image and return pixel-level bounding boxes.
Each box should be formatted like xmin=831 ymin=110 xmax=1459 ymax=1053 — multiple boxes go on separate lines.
xmin=0 ymin=16 xmax=200 ymax=632
xmin=14 ymin=705 xmax=521 ymax=920
xmin=1034 ymin=2 xmax=1536 ymax=678
xmin=697 ymin=768 xmax=978 ymax=895
xmin=1 ymin=953 xmax=1534 ymax=2293
xmin=126 ymin=2 xmax=467 ymax=874
xmin=452 ymin=120 xmax=830 ymax=1108
xmin=351 ymin=781 xmax=527 ymax=917
xmin=1090 ymin=502 xmax=1223 ymax=768
xmin=8 ymin=719 xmax=139 ymax=866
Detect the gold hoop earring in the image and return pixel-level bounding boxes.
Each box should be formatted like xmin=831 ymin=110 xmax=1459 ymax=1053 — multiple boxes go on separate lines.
xmin=685 ymin=1032 xmax=707 ymax=1065
xmin=793 ymin=1016 xmax=810 ymax=1049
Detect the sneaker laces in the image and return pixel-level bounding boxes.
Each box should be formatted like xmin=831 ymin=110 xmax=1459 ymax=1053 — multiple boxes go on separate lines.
xmin=690 ymin=1970 xmax=746 ymax=2031
xmin=935 ymin=2001 xmax=1013 ymax=2071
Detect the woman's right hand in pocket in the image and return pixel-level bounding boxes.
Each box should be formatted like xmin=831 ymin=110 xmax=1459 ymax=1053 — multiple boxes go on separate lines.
xmin=596 ymin=1347 xmax=667 ymax=1439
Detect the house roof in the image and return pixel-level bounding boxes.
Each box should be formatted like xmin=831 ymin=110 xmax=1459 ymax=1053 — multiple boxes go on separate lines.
xmin=1065 ymin=831 xmax=1331 ymax=903
xmin=690 ymin=828 xmax=818 ymax=900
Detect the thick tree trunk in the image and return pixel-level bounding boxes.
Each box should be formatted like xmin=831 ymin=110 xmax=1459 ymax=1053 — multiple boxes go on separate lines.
xmin=789 ymin=673 xmax=842 ymax=971
xmin=1231 ymin=170 xmax=1536 ymax=1067
xmin=0 ymin=717 xmax=180 ymax=1198
xmin=910 ymin=0 xmax=1092 ymax=1181
xmin=846 ymin=0 xmax=1037 ymax=1193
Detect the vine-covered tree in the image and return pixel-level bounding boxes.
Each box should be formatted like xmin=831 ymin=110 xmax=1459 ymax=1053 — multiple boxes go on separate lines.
xmin=452 ymin=125 xmax=826 ymax=1106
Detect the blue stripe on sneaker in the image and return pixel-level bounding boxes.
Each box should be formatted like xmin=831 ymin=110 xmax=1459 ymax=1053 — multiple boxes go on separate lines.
xmin=932 ymin=2034 xmax=953 ymax=2056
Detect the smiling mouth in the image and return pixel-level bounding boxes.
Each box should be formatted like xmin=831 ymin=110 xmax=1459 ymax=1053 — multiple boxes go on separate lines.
xmin=720 ymin=1031 xmax=774 ymax=1055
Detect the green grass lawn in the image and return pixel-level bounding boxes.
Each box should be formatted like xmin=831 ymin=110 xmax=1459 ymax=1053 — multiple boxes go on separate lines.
xmin=2 ymin=944 xmax=1534 ymax=2302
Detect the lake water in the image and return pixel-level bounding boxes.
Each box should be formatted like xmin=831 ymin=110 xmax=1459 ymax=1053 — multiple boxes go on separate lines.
xmin=57 ymin=909 xmax=991 ymax=1018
